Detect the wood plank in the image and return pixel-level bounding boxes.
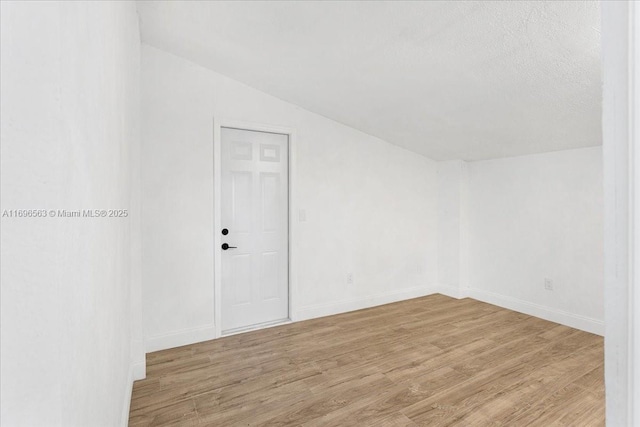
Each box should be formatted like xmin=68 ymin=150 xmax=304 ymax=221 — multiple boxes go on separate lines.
xmin=129 ymin=294 xmax=604 ymax=426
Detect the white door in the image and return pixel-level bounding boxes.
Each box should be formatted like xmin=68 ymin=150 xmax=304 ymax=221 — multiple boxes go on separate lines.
xmin=220 ymin=127 xmax=289 ymax=333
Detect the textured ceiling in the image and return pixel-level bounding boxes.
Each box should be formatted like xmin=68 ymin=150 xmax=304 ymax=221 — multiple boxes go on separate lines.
xmin=137 ymin=1 xmax=601 ymax=161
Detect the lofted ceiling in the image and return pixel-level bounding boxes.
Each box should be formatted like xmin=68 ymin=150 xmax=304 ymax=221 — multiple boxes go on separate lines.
xmin=137 ymin=1 xmax=601 ymax=161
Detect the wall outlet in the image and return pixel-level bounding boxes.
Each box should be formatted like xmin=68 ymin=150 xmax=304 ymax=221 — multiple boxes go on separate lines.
xmin=298 ymin=209 xmax=307 ymax=222
xmin=346 ymin=273 xmax=353 ymax=285
xmin=544 ymin=278 xmax=553 ymax=291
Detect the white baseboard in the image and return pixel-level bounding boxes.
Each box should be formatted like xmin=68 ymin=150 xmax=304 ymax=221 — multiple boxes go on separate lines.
xmin=466 ymin=288 xmax=604 ymax=336
xmin=296 ymin=284 xmax=437 ymax=321
xmin=145 ymin=323 xmax=217 ymax=353
xmin=121 ymin=363 xmax=134 ymax=427
xmin=121 ymin=358 xmax=146 ymax=427
xmin=433 ymin=283 xmax=469 ymax=299
xmin=141 ymin=286 xmax=603 ymax=359
xmin=131 ymin=359 xmax=146 ymax=381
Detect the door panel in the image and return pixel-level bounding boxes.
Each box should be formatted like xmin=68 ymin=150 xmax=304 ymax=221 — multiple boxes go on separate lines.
xmin=231 ymin=171 xmax=252 ymax=233
xmin=231 ymin=254 xmax=252 ymax=305
xmin=221 ymin=127 xmax=289 ymax=333
xmin=260 ymin=251 xmax=279 ymax=301
xmin=261 ymin=172 xmax=280 ymax=231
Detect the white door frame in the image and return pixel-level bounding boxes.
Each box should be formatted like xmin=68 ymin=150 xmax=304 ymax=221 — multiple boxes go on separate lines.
xmin=213 ymin=117 xmax=298 ymax=338
xmin=602 ymin=1 xmax=639 ymax=425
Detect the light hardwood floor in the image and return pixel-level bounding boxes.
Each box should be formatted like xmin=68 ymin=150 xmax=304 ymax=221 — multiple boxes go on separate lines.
xmin=129 ymin=294 xmax=604 ymax=426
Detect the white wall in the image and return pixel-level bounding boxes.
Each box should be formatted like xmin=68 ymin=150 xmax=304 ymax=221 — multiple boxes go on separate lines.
xmin=141 ymin=45 xmax=438 ymax=351
xmin=466 ymin=147 xmax=604 ymax=334
xmin=0 ymin=2 xmax=610 ymax=423
xmin=0 ymin=2 xmax=142 ymax=426
xmin=436 ymin=161 xmax=469 ymax=297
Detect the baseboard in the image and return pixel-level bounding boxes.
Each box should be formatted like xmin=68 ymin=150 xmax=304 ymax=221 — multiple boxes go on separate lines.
xmin=120 ymin=363 xmax=134 ymax=427
xmin=466 ymin=288 xmax=604 ymax=336
xmin=145 ymin=287 xmax=436 ymax=353
xmin=131 ymin=359 xmax=146 ymax=381
xmin=296 ymin=284 xmax=437 ymax=321
xmin=145 ymin=323 xmax=217 ymax=353
xmin=433 ymin=283 xmax=469 ymax=299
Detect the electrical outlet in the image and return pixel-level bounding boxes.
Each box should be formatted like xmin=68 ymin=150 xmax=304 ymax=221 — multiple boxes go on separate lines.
xmin=298 ymin=209 xmax=307 ymax=222
xmin=346 ymin=273 xmax=353 ymax=285
xmin=544 ymin=278 xmax=553 ymax=291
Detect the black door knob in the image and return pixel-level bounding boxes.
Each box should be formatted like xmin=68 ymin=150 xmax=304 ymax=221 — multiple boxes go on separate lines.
xmin=222 ymin=243 xmax=237 ymax=250
xmin=222 ymin=228 xmax=229 ymax=235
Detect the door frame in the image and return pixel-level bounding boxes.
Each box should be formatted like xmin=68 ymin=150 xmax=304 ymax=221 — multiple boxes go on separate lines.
xmin=602 ymin=2 xmax=639 ymax=425
xmin=213 ymin=117 xmax=298 ymax=338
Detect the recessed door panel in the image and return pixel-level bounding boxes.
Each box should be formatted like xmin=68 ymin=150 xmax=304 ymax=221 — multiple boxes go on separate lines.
xmin=231 ymin=254 xmax=252 ymax=305
xmin=220 ymin=127 xmax=289 ymax=333
xmin=231 ymin=140 xmax=253 ymax=161
xmin=260 ymin=144 xmax=281 ymax=162
xmin=261 ymin=172 xmax=280 ymax=232
xmin=260 ymin=252 xmax=279 ymax=301
xmin=231 ymin=172 xmax=252 ymax=233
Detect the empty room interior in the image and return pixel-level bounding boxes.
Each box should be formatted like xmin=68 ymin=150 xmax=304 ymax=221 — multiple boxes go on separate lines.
xmin=1 ymin=1 xmax=638 ymax=426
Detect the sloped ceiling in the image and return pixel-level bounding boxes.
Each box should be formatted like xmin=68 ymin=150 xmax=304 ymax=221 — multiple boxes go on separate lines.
xmin=137 ymin=1 xmax=601 ymax=161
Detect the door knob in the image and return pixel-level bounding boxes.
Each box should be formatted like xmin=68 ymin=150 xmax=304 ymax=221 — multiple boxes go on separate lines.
xmin=221 ymin=228 xmax=229 ymax=235
xmin=222 ymin=243 xmax=237 ymax=250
